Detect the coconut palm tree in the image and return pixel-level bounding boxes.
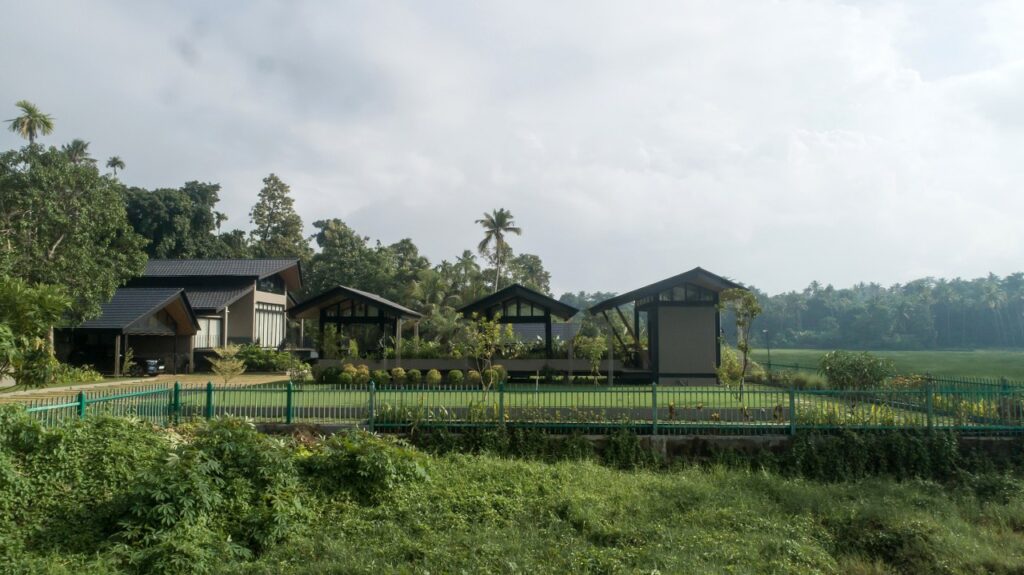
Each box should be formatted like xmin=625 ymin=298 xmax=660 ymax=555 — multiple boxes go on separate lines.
xmin=6 ymin=100 xmax=54 ymax=144
xmin=475 ymin=208 xmax=521 ymax=292
xmin=61 ymin=139 xmax=95 ymax=165
xmin=106 ymin=156 xmax=125 ymax=175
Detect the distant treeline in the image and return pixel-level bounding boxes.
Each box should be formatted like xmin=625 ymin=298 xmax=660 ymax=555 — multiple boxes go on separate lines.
xmin=751 ymin=275 xmax=1024 ymax=350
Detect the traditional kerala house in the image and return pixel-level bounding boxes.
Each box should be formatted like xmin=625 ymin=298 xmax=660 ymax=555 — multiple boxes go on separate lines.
xmin=588 ymin=267 xmax=744 ymax=385
xmin=56 ymin=288 xmax=199 ymax=375
xmin=456 ymin=284 xmax=580 ymax=359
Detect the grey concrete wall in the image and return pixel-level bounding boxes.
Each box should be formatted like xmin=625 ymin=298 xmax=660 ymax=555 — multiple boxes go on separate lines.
xmin=657 ymin=306 xmax=717 ymax=374
xmin=227 ymin=287 xmax=256 ymax=343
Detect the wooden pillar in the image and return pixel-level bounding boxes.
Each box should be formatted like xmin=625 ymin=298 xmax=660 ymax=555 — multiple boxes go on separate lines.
xmin=395 ymin=317 xmax=403 ymax=366
xmin=299 ymin=319 xmax=305 ymax=347
xmin=544 ymin=312 xmax=553 ymax=359
xmin=413 ymin=321 xmax=419 ymax=345
xmin=222 ymin=308 xmax=230 ymax=347
xmin=113 ymin=334 xmax=121 ymax=377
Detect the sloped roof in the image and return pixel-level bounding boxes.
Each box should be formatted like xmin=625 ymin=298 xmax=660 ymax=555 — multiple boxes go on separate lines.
xmin=458 ymin=284 xmax=579 ymax=320
xmin=145 ymin=259 xmax=299 ymax=280
xmin=184 ymin=286 xmax=253 ymax=312
xmin=589 ymin=267 xmax=745 ymax=313
xmin=290 ymin=285 xmax=423 ymax=320
xmin=77 ymin=288 xmax=199 ymax=334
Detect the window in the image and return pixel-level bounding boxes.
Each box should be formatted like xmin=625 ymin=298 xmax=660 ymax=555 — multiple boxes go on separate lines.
xmin=195 ymin=317 xmax=222 ymax=349
xmin=257 ymin=275 xmax=285 ymax=295
xmin=255 ymin=303 xmax=286 ymax=348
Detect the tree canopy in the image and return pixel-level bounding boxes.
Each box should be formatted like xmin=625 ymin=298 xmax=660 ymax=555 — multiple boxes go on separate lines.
xmin=249 ymin=173 xmax=312 ymax=260
xmin=0 ymin=145 xmax=147 ymax=322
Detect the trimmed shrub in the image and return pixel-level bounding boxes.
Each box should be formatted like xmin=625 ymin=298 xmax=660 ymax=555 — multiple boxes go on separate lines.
xmin=467 ymin=370 xmax=482 ymax=386
xmin=425 ymin=369 xmax=442 ymax=387
xmin=371 ymin=369 xmax=391 ymax=386
xmin=317 ymin=366 xmax=343 ymax=384
xmin=390 ymin=368 xmax=407 ymax=385
xmin=447 ymin=369 xmax=464 ymax=386
xmin=354 ymin=365 xmax=371 ymax=385
xmin=482 ymin=368 xmax=499 ymax=388
xmin=338 ymin=372 xmax=354 ymax=386
xmin=406 ymin=369 xmax=422 ymax=386
xmin=493 ymin=364 xmax=508 ymax=384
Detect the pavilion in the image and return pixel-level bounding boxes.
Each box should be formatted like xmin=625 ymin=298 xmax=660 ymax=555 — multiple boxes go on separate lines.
xmin=457 ymin=284 xmax=579 ymax=359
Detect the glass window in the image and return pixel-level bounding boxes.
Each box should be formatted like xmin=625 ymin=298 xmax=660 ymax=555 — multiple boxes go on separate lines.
xmin=532 ymin=304 xmax=545 ymax=317
xmin=504 ymin=301 xmax=517 ymax=317
xmin=367 ymin=305 xmax=379 ymax=317
xmin=255 ymin=303 xmax=286 ymax=348
xmin=194 ymin=317 xmax=222 ymax=349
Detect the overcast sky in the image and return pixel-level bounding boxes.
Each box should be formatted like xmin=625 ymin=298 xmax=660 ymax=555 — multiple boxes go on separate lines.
xmin=2 ymin=1 xmax=1023 ymax=296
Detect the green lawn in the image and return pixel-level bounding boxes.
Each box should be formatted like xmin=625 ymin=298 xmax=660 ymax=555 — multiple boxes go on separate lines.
xmin=751 ymin=348 xmax=1024 ymax=379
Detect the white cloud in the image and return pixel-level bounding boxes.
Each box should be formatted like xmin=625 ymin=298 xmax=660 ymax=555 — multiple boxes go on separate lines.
xmin=1 ymin=0 xmax=1022 ymax=295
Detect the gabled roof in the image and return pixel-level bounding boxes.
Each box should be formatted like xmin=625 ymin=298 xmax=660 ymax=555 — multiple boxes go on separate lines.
xmin=457 ymin=284 xmax=579 ymax=321
xmin=184 ymin=286 xmax=253 ymax=313
xmin=589 ymin=267 xmax=745 ymax=313
xmin=76 ymin=288 xmax=199 ymax=335
xmin=290 ymin=285 xmax=423 ymax=320
xmin=145 ymin=258 xmax=297 ymax=278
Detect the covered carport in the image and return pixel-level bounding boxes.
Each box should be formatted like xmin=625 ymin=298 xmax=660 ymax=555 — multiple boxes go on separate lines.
xmin=56 ymin=288 xmax=199 ymax=375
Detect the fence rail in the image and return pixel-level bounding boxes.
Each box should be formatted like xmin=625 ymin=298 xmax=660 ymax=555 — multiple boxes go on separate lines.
xmin=16 ymin=377 xmax=1024 ymax=436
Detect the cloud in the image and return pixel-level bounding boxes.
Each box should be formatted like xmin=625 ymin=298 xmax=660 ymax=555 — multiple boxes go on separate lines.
xmin=1 ymin=0 xmax=1022 ymax=295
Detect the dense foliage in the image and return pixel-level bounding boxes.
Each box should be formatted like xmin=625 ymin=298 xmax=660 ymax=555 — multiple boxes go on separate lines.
xmin=756 ymin=274 xmax=1024 ymax=350
xmin=0 ymin=145 xmax=147 ymax=323
xmin=2 ymin=410 xmax=1024 ymax=574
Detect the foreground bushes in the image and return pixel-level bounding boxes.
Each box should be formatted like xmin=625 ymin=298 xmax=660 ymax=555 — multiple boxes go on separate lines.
xmin=3 ymin=407 xmax=1024 ymax=574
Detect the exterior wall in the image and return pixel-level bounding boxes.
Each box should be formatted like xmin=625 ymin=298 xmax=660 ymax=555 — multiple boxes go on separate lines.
xmin=656 ymin=306 xmax=718 ymax=378
xmin=227 ymin=287 xmax=256 ymax=344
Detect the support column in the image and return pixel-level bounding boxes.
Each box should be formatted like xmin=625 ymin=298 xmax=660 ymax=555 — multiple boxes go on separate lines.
xmin=413 ymin=321 xmax=419 ymax=346
xmin=222 ymin=308 xmax=230 ymax=347
xmin=113 ymin=334 xmax=121 ymax=377
xmin=395 ymin=317 xmax=403 ymax=366
xmin=544 ymin=313 xmax=553 ymax=359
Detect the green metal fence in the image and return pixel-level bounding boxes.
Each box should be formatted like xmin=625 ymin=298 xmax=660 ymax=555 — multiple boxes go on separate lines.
xmin=18 ymin=378 xmax=1024 ymax=436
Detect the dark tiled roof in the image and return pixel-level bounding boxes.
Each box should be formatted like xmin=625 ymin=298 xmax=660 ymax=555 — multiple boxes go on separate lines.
xmin=77 ymin=288 xmax=194 ymax=332
xmin=184 ymin=286 xmax=253 ymax=312
xmin=458 ymin=284 xmax=579 ymax=320
xmin=290 ymin=285 xmax=423 ymax=319
xmin=145 ymin=259 xmax=298 ymax=279
xmin=589 ymin=267 xmax=745 ymax=313
xmin=511 ymin=323 xmax=580 ymax=344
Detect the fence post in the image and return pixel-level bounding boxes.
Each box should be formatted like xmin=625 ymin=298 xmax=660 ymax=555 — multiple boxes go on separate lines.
xmin=172 ymin=381 xmax=181 ymax=425
xmin=286 ymin=380 xmax=294 ymax=424
xmin=78 ymin=391 xmax=87 ymax=420
xmin=498 ymin=380 xmax=505 ymax=427
xmin=368 ymin=380 xmax=376 ymax=432
xmin=789 ymin=386 xmax=796 ymax=436
xmin=925 ymin=375 xmax=934 ymax=430
xmin=205 ymin=381 xmax=214 ymax=420
xmin=651 ymin=381 xmax=658 ymax=435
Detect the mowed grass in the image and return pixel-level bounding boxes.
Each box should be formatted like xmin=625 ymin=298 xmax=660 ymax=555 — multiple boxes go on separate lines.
xmin=751 ymin=348 xmax=1024 ymax=379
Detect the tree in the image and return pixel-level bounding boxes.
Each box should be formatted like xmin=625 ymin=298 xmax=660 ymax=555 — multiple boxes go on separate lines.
xmin=248 ymin=174 xmax=311 ymax=260
xmin=106 ymin=156 xmax=125 ymax=175
xmin=209 ymin=345 xmax=247 ymax=384
xmin=6 ymin=100 xmax=54 ymax=145
xmin=451 ymin=312 xmax=517 ymax=392
xmin=305 ymin=219 xmax=394 ymax=297
xmin=61 ymin=139 xmax=95 ymax=165
xmin=505 ymin=252 xmax=551 ymax=294
xmin=0 ymin=277 xmax=70 ymax=388
xmin=718 ymin=288 xmax=762 ymax=401
xmin=475 ymin=208 xmax=521 ymax=292
xmin=0 ymin=145 xmax=147 ymax=323
xmin=125 ymin=181 xmax=239 ymax=259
